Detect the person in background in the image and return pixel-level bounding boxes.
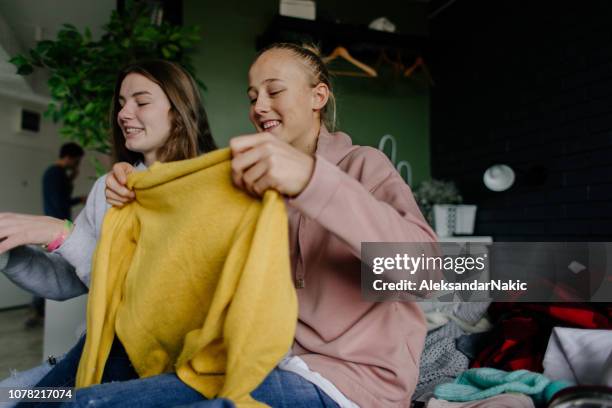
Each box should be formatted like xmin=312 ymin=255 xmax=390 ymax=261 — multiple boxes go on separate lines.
xmin=43 ymin=142 xmax=86 ymax=221
xmin=26 ymin=142 xmax=86 ymax=328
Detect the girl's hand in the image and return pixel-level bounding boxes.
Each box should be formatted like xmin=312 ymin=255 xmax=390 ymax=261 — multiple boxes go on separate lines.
xmin=105 ymin=162 xmax=136 ymax=207
xmin=230 ymin=132 xmax=315 ymax=197
xmin=0 ymin=214 xmax=66 ymax=254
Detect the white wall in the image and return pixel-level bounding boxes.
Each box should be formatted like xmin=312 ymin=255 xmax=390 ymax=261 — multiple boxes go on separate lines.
xmin=0 ymin=0 xmax=115 ymax=359
xmin=0 ymin=94 xmax=100 ymax=211
xmin=0 ymin=91 xmax=102 ymax=357
xmin=0 ymin=94 xmax=99 ymax=218
xmin=0 ymin=95 xmax=57 ymax=309
xmin=43 ymin=296 xmax=88 ymax=358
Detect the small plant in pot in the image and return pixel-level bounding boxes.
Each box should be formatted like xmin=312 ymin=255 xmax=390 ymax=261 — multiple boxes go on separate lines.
xmin=414 ymin=179 xmax=476 ymax=237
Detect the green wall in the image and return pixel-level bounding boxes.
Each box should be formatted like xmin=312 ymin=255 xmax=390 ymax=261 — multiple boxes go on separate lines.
xmin=184 ymin=1 xmax=430 ymax=185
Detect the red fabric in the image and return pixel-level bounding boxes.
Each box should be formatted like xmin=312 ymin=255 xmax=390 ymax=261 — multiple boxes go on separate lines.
xmin=471 ymin=303 xmax=612 ymax=372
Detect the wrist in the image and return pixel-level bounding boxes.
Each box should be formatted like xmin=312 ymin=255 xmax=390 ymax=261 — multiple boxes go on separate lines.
xmin=44 ymin=219 xmax=74 ymax=252
xmin=293 ymin=155 xmax=316 ymax=197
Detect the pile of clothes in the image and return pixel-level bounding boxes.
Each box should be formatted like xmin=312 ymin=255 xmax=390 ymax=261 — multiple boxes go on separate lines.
xmin=413 ymin=302 xmax=612 ymax=407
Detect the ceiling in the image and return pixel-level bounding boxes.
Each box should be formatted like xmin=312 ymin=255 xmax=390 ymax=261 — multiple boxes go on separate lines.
xmin=0 ymin=0 xmax=114 ymax=99
xmin=0 ymin=0 xmax=457 ymax=100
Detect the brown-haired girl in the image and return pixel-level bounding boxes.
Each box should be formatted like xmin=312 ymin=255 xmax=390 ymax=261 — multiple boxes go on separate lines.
xmin=0 ymin=59 xmax=215 ymax=258
xmin=0 ymin=59 xmax=216 ymax=400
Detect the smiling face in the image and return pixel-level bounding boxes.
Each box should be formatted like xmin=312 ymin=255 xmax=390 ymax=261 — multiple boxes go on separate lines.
xmin=247 ymin=48 xmax=329 ymax=153
xmin=117 ymin=73 xmax=173 ymax=166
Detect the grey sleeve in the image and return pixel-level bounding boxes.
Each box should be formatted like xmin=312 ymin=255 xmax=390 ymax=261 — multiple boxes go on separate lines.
xmin=1 ymin=245 xmax=87 ymax=300
xmin=0 ymin=174 xmax=109 ymax=300
xmin=56 ymin=175 xmax=109 ymax=287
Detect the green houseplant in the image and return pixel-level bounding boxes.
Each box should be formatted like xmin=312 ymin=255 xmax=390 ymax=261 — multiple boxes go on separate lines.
xmin=413 ymin=179 xmax=463 ymax=225
xmin=414 ymin=179 xmax=479 ymax=237
xmin=9 ymin=1 xmax=203 ymax=159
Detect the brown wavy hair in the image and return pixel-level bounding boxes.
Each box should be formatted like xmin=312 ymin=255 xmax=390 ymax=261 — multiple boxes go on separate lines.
xmin=111 ymin=60 xmax=216 ymax=164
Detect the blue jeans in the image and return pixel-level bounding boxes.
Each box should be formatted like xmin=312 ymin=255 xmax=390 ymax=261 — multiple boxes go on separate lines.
xmin=0 ymin=359 xmax=55 ymax=408
xmin=17 ymin=336 xmax=139 ymax=407
xmin=15 ymin=337 xmax=339 ymax=408
xmin=33 ymin=335 xmax=138 ymax=388
xmin=59 ymin=369 xmax=338 ymax=408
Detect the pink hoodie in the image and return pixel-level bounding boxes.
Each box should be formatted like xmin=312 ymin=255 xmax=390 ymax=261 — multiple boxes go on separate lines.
xmin=286 ymin=127 xmax=437 ymax=407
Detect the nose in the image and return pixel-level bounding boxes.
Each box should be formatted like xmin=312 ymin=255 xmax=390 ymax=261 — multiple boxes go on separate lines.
xmin=253 ymin=94 xmax=270 ymax=116
xmin=117 ymin=103 xmax=134 ymax=122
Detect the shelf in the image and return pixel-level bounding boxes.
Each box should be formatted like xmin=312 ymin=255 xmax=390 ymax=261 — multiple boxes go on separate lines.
xmin=438 ymin=236 xmax=494 ymax=243
xmin=256 ymin=15 xmax=428 ymax=60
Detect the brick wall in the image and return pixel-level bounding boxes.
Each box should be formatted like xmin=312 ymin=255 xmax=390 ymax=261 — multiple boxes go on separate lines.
xmin=429 ymin=1 xmax=612 ymax=240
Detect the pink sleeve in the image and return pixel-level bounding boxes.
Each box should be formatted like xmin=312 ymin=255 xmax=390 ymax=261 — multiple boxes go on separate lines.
xmin=288 ymin=150 xmax=437 ymax=258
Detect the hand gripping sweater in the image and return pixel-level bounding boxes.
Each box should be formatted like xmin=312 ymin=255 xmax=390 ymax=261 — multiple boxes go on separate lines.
xmin=75 ymin=148 xmax=297 ymax=408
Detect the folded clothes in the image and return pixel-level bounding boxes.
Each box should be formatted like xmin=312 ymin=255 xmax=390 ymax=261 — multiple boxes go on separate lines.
xmin=543 ymin=327 xmax=612 ymax=386
xmin=420 ymin=301 xmax=491 ymax=332
xmin=415 ymin=303 xmax=494 ymax=402
xmin=471 ymin=303 xmax=612 ymax=372
xmin=456 ymin=332 xmax=491 ymax=361
xmin=434 ymin=368 xmax=571 ymax=405
xmin=426 ymin=393 xmax=535 ymax=408
xmin=414 ymin=321 xmax=470 ymax=402
xmin=425 ymin=313 xmax=492 ymax=334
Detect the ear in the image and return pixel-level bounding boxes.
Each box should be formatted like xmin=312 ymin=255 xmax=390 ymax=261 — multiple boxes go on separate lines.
xmin=311 ymin=83 xmax=330 ymax=112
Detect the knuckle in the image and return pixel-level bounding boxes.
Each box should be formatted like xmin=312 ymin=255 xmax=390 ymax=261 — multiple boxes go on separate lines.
xmin=231 ymin=174 xmax=242 ymax=187
xmin=263 ymin=141 xmax=274 ymax=153
xmin=268 ymin=174 xmax=280 ymax=186
xmin=252 ymin=183 xmax=261 ymax=195
xmin=241 ymin=172 xmax=251 ymax=184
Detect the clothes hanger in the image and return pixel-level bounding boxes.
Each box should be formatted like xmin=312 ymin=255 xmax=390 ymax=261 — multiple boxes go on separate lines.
xmin=375 ymin=49 xmax=405 ymax=77
xmin=404 ymin=56 xmax=435 ymax=85
xmin=323 ymin=46 xmax=378 ymax=78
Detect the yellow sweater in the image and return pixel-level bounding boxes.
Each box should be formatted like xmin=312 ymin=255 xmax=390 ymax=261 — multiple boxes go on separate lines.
xmin=76 ymin=148 xmax=297 ymax=407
